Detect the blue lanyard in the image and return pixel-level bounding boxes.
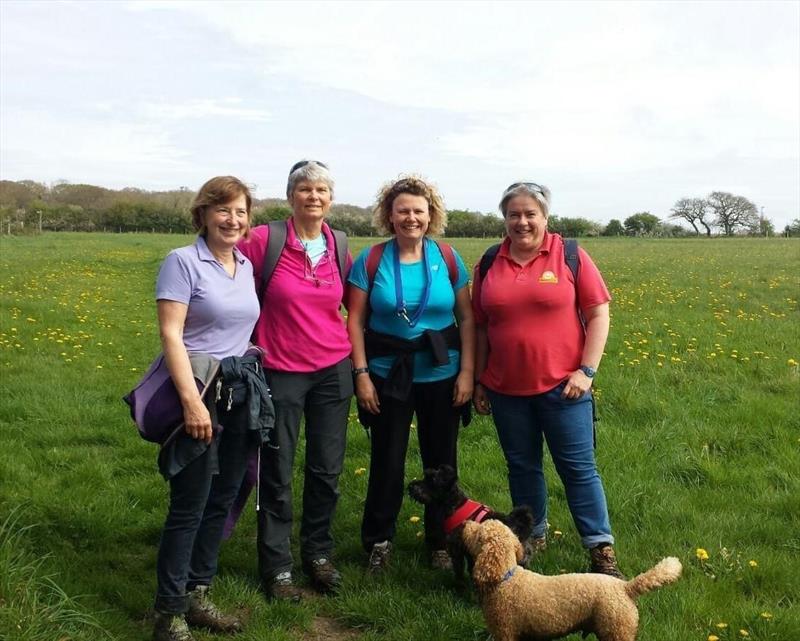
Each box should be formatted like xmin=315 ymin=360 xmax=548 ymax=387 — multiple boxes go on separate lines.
xmin=392 ymin=238 xmax=432 ymax=327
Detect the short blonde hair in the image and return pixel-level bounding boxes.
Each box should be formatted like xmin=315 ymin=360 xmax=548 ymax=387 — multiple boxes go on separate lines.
xmin=372 ymin=175 xmax=447 ymax=236
xmin=190 ymin=176 xmax=253 ymax=238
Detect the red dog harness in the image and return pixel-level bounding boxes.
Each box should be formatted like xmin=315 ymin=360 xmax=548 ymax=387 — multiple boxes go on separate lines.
xmin=443 ymin=498 xmax=492 ymax=534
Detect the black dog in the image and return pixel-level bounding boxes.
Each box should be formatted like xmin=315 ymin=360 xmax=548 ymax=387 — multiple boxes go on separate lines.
xmin=407 ymin=464 xmax=534 ymax=583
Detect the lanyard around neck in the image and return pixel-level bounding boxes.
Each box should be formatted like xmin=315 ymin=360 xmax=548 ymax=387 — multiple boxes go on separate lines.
xmin=393 ymin=238 xmax=431 ymax=327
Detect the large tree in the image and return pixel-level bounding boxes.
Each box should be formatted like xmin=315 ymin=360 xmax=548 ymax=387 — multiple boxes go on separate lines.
xmin=623 ymin=212 xmax=661 ymax=236
xmin=706 ymin=191 xmax=758 ymax=236
xmin=670 ymin=197 xmax=713 ymax=236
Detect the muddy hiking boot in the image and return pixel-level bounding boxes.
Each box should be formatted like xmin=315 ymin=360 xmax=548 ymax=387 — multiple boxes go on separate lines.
xmin=186 ymin=585 xmax=242 ymax=633
xmin=430 ymin=549 xmax=453 ymax=571
xmin=589 ymin=543 xmax=625 ymax=579
xmin=367 ymin=540 xmax=392 ymax=575
xmin=303 ymin=557 xmax=342 ymax=594
xmin=266 ymin=571 xmax=302 ymax=602
xmin=153 ymin=612 xmax=194 ymax=641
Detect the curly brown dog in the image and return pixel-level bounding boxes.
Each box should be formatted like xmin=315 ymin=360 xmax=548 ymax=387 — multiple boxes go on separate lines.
xmin=463 ymin=519 xmax=682 ymax=641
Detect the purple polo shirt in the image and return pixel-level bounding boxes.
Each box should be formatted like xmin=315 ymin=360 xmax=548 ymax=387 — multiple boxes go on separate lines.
xmin=156 ymin=236 xmax=260 ymax=360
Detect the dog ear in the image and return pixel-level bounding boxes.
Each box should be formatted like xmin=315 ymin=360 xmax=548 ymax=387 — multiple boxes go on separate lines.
xmin=471 ymin=521 xmax=515 ymax=586
xmin=462 ymin=520 xmax=481 ymax=555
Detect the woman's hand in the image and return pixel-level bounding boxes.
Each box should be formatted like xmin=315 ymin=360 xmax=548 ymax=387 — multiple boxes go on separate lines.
xmin=452 ymin=370 xmax=474 ymax=406
xmin=355 ymin=374 xmax=380 ymax=414
xmin=183 ymin=397 xmax=213 ymax=443
xmin=473 ymin=382 xmax=491 ymax=415
xmin=561 ymin=370 xmax=593 ymax=399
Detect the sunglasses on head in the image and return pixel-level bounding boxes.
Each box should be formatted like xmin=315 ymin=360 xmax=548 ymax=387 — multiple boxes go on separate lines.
xmin=504 ymin=181 xmax=545 ymax=195
xmin=290 ymin=160 xmax=329 ymax=174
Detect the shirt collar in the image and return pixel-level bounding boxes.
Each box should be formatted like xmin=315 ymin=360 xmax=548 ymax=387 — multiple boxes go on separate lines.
xmin=195 ymin=235 xmax=246 ymax=264
xmin=287 ymin=217 xmax=334 ymax=253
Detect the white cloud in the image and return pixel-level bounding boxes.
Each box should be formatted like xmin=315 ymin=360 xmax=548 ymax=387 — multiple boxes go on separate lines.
xmin=142 ymin=98 xmax=271 ymax=122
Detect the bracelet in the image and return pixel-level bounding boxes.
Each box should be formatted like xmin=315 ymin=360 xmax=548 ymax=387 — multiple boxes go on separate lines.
xmin=353 ymin=367 xmax=370 ymax=376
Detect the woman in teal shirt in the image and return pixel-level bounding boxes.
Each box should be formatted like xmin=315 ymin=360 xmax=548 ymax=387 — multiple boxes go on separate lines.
xmin=347 ymin=176 xmax=474 ymax=574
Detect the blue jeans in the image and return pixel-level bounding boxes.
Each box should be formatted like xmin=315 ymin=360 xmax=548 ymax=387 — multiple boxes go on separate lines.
xmin=486 ymin=383 xmax=613 ymax=549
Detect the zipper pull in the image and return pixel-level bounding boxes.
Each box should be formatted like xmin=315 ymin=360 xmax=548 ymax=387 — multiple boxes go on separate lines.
xmin=226 ymin=387 xmax=234 ymax=411
xmin=215 ymin=378 xmax=222 ymax=402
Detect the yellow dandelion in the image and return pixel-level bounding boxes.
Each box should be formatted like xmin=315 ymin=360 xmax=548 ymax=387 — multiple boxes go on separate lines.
xmin=707 ymin=635 xmax=719 ymax=641
xmin=788 ymin=358 xmax=798 ymax=366
xmin=739 ymin=630 xmax=749 ymax=637
xmin=696 ymin=548 xmax=709 ymax=561
xmin=760 ymin=612 xmax=773 ymax=620
xmin=553 ymin=530 xmax=563 ymax=538
xmin=748 ymin=560 xmax=757 ymax=568
xmin=416 ymin=531 xmax=423 ymax=538
xmin=409 ymin=516 xmax=421 ymax=523
xmin=716 ymin=623 xmax=728 ymax=629
xmin=354 ymin=467 xmax=367 ymax=476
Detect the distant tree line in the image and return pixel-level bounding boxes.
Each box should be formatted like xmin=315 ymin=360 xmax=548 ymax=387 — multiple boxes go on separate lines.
xmin=1 ymin=179 xmax=796 ymax=238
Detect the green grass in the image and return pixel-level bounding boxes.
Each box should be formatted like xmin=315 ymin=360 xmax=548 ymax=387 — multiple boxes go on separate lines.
xmin=1 ymin=233 xmax=798 ymax=640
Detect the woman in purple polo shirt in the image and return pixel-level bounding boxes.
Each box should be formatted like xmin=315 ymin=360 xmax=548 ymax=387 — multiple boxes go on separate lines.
xmin=151 ymin=176 xmax=260 ymax=641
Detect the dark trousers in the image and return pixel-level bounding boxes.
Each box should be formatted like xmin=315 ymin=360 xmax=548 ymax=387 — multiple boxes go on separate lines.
xmin=257 ymin=358 xmax=352 ymax=581
xmin=154 ymin=402 xmax=250 ymax=615
xmin=361 ymin=374 xmax=460 ymax=552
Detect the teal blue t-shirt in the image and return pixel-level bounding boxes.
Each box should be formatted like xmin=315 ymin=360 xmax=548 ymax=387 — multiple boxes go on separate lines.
xmin=348 ymin=238 xmax=469 ymax=382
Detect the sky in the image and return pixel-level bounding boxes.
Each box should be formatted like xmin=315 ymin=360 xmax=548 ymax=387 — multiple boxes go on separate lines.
xmin=1 ymin=0 xmax=798 ymax=228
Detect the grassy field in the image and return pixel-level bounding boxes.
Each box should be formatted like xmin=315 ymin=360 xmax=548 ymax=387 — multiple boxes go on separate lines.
xmin=0 ymin=232 xmax=798 ymax=641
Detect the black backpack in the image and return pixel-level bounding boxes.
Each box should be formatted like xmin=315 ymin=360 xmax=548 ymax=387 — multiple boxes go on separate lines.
xmin=478 ymin=238 xmax=585 ymax=329
xmin=259 ymin=220 xmax=348 ymax=298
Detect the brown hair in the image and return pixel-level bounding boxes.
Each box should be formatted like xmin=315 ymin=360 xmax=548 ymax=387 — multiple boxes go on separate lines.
xmin=190 ymin=176 xmax=253 ymax=238
xmin=372 ymin=175 xmax=447 ymax=236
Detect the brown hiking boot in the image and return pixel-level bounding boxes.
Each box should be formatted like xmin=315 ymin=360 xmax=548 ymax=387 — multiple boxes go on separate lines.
xmin=521 ymin=536 xmax=547 ymax=565
xmin=186 ymin=585 xmax=242 ymax=633
xmin=266 ymin=571 xmax=302 ymax=602
xmin=430 ymin=549 xmax=454 ymax=571
xmin=303 ymin=557 xmax=342 ymax=594
xmin=589 ymin=543 xmax=625 ymax=579
xmin=153 ymin=612 xmax=195 ymax=641
xmin=367 ymin=540 xmax=392 ymax=575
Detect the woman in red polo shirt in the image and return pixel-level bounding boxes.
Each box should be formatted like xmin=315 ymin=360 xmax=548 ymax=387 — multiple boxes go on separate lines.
xmin=472 ymin=181 xmax=622 ymax=578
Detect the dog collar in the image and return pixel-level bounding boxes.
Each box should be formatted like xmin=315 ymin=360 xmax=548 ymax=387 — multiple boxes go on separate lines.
xmin=443 ymin=498 xmax=492 ymax=534
xmin=501 ymin=566 xmax=516 ymax=583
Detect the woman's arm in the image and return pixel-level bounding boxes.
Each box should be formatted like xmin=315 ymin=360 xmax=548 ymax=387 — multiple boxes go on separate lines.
xmin=561 ymin=302 xmax=610 ymax=399
xmin=346 ymin=287 xmax=380 ymax=414
xmin=452 ymin=287 xmax=474 ymax=406
xmin=157 ymin=300 xmax=213 ymax=442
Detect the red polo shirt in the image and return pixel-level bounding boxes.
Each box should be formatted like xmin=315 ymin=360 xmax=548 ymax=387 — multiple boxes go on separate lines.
xmin=472 ymin=232 xmax=610 ymax=396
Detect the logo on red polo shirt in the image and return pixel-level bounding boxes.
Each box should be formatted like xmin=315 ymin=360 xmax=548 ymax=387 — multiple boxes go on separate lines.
xmin=538 ymin=270 xmax=558 ymax=284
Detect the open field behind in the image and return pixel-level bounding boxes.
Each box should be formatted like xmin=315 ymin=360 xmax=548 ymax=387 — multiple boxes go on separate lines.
xmin=1 ymin=233 xmax=798 ymax=641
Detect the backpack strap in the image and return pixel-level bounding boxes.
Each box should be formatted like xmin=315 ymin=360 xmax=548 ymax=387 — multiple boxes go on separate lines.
xmin=365 ymin=241 xmax=389 ymax=296
xmin=562 ymin=238 xmax=585 ymax=330
xmin=261 ymin=220 xmax=348 ymax=300
xmin=331 ymin=228 xmax=348 ymax=279
xmin=260 ymin=220 xmax=287 ymax=300
xmin=435 ymin=241 xmax=459 ymax=286
xmin=478 ymin=243 xmax=502 ymax=281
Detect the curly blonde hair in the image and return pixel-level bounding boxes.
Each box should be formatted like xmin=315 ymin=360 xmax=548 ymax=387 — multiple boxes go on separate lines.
xmin=372 ymin=175 xmax=447 ymax=236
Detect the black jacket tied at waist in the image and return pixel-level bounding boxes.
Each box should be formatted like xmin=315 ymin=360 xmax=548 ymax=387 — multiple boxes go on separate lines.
xmin=365 ymin=323 xmax=461 ymax=402
xmin=217 ymin=352 xmax=276 ymax=447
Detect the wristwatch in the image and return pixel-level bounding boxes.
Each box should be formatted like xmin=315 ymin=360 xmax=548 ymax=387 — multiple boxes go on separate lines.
xmin=352 ymin=367 xmax=370 ymax=377
xmin=579 ymin=365 xmax=596 ymax=378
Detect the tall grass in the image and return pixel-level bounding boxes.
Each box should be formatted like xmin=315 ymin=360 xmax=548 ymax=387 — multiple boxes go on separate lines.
xmin=0 ymin=233 xmax=798 ymax=640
